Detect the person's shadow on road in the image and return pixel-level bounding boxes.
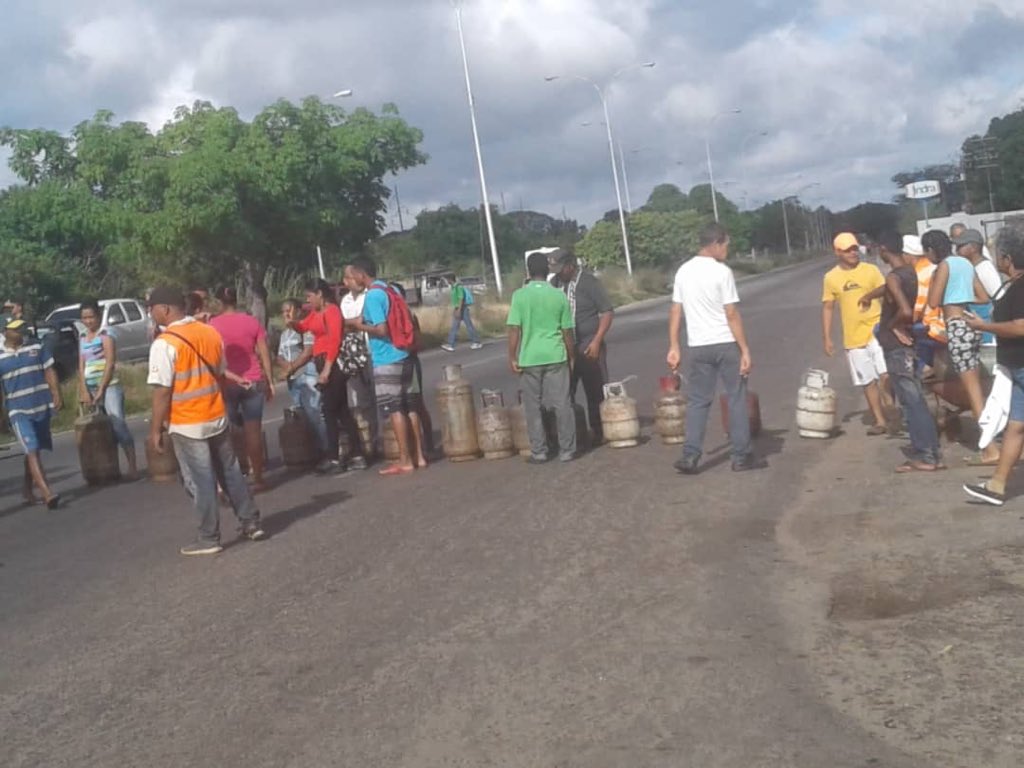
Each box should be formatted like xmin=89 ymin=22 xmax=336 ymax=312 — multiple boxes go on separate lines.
xmin=700 ymin=427 xmax=787 ymax=472
xmin=262 ymin=490 xmax=351 ymax=538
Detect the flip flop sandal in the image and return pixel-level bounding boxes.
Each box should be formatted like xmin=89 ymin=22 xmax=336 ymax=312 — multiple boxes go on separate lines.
xmin=867 ymin=426 xmax=887 ymax=436
xmin=45 ymin=494 xmax=62 ymax=509
xmin=964 ymin=455 xmax=1000 ymax=467
xmin=378 ymin=464 xmax=414 ymax=477
xmin=895 ymin=461 xmax=938 ymax=473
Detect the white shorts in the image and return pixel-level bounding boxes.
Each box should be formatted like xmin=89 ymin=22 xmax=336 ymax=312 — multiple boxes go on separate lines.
xmin=846 ymin=338 xmax=887 ymax=387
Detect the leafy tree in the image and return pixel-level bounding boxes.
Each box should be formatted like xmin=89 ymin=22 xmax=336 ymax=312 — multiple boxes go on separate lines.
xmin=642 ymin=183 xmax=689 ymax=213
xmin=576 ymin=210 xmax=706 ymax=269
xmin=687 ymin=183 xmax=739 ymax=220
xmin=891 ymin=163 xmax=964 ymax=213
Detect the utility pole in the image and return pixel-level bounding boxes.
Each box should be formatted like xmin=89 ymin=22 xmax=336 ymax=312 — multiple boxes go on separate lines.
xmin=393 ymin=184 xmax=405 ymax=232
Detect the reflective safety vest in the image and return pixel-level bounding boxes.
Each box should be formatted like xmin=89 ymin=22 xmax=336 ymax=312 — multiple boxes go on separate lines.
xmin=913 ymin=258 xmax=946 ymax=343
xmin=161 ymin=322 xmax=226 ymax=427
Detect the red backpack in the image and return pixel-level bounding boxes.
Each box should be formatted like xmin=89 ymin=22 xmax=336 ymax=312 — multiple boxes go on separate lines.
xmin=373 ymin=283 xmax=417 ymax=351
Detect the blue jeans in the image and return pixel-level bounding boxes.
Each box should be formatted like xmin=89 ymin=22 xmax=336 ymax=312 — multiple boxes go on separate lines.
xmin=912 ymin=323 xmax=941 ymax=375
xmin=885 ymin=346 xmax=941 ymax=465
xmin=170 ymin=429 xmax=259 ymax=545
xmin=87 ymin=382 xmax=134 ymax=450
xmin=683 ymin=342 xmax=751 ymax=462
xmin=288 ymin=376 xmax=328 ymax=452
xmin=447 ymin=307 xmax=480 ymax=346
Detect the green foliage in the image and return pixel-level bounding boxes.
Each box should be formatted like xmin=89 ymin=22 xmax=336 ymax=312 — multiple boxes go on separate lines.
xmin=643 ymin=183 xmax=689 ymax=213
xmin=962 ymin=109 xmax=1024 ymax=213
xmin=0 ymin=98 xmax=427 ymax=315
xmin=576 ymin=210 xmax=707 ymax=269
xmin=687 ymin=184 xmax=739 ymax=219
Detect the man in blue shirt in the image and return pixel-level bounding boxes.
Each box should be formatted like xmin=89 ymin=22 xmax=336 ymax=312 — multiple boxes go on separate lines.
xmin=346 ymin=256 xmax=424 ymax=476
xmin=0 ymin=318 xmax=64 ymax=507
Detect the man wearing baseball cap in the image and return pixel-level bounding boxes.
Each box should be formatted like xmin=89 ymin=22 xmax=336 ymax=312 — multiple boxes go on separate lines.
xmin=822 ymin=232 xmax=891 ymax=435
xmin=0 ymin=317 xmax=63 ymax=508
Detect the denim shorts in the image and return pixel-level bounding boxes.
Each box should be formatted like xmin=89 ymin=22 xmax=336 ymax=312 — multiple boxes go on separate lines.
xmin=10 ymin=412 xmax=53 ymax=453
xmin=1010 ymin=368 xmax=1024 ymax=423
xmin=223 ymin=382 xmax=265 ymax=426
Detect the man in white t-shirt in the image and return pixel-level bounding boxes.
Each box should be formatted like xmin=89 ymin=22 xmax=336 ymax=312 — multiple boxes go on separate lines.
xmin=666 ymin=222 xmax=758 ymax=474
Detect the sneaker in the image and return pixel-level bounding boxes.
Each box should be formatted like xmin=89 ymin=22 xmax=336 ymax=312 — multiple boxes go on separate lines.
xmin=180 ymin=541 xmax=223 ymax=556
xmin=241 ymin=520 xmax=266 ymax=541
xmin=526 ymin=454 xmax=549 ymax=465
xmin=346 ymin=455 xmax=369 ymax=471
xmin=963 ymin=482 xmax=1005 ymax=507
xmin=441 ymin=344 xmax=456 ymax=352
xmin=559 ymin=451 xmax=577 ymax=463
xmin=732 ymin=455 xmax=766 ymax=472
xmin=673 ymin=455 xmax=700 ymax=475
xmin=316 ymin=459 xmax=342 ymax=475
xmin=470 ymin=342 xmax=483 ymax=350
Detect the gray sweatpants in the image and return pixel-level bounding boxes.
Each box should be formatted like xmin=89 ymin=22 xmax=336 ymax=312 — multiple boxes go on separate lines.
xmin=521 ymin=362 xmax=576 ymax=459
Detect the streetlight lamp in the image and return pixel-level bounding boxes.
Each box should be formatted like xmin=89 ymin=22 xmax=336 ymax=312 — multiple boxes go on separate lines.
xmin=331 ymin=89 xmax=354 ymax=99
xmin=451 ymin=0 xmax=503 ymax=297
xmin=546 ymin=62 xmax=656 ymax=276
xmin=782 ymin=180 xmax=820 ymax=258
xmin=705 ymin=108 xmax=742 ymax=222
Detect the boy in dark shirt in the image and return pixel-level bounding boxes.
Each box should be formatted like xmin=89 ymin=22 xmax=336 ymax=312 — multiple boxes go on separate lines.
xmin=874 ymin=231 xmax=942 ymax=471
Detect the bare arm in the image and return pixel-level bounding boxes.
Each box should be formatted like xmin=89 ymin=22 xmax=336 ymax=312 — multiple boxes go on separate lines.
xmin=967 ymin=317 xmax=1024 ymax=338
xmin=667 ymin=302 xmax=684 ymax=371
xmin=972 ymin=274 xmax=988 ymax=304
xmin=927 ymin=262 xmax=948 ymax=309
xmin=724 ymin=303 xmax=752 ymax=375
xmin=858 ymin=285 xmax=886 ymax=309
xmin=589 ymin=312 xmax=613 ymax=351
xmin=45 ymin=366 xmax=62 ymax=411
xmin=562 ymin=328 xmax=576 ymax=369
xmin=507 ymin=326 xmax=522 ymax=373
xmin=256 ymin=336 xmax=275 ymax=399
xmin=95 ymin=334 xmax=117 ymax=399
xmin=822 ymin=300 xmax=836 ymax=356
xmin=148 ymin=386 xmax=173 ymax=454
xmin=77 ymin=342 xmax=89 ymax=403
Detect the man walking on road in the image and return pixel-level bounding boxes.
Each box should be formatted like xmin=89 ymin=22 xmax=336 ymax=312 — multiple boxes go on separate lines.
xmin=963 ymin=223 xmax=1024 ymax=505
xmin=146 ymin=287 xmax=265 ymax=556
xmin=875 ymin=232 xmax=943 ymax=472
xmin=667 ymin=222 xmax=758 ymax=474
xmin=553 ymin=249 xmax=614 ymax=444
xmin=507 ymin=251 xmax=577 ymax=463
xmin=441 ymin=279 xmax=483 ymax=353
xmin=822 ymin=232 xmax=890 ymax=435
xmin=0 ymin=318 xmax=63 ymax=508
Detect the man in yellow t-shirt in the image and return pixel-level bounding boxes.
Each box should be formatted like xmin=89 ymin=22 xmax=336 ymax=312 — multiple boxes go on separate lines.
xmin=822 ymin=232 xmax=890 ymax=435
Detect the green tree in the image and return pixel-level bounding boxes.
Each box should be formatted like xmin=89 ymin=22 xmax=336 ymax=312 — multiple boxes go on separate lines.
xmin=687 ymin=183 xmax=739 ymax=219
xmin=642 ymin=183 xmax=689 ymax=213
xmin=576 ymin=210 xmax=706 ymax=269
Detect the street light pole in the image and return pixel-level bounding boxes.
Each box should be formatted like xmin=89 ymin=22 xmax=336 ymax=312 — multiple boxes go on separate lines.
xmin=452 ymin=1 xmax=503 ymax=297
xmin=547 ymin=63 xmax=654 ymax=276
xmin=705 ymin=108 xmax=741 ymax=222
xmin=617 ymin=141 xmax=633 ymax=213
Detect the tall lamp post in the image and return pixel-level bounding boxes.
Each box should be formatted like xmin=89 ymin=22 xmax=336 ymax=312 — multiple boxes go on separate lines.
xmin=547 ymin=62 xmax=655 ymax=276
xmin=783 ymin=181 xmax=820 ymax=258
xmin=705 ymin=108 xmax=742 ymax=222
xmin=452 ymin=1 xmax=503 ymax=297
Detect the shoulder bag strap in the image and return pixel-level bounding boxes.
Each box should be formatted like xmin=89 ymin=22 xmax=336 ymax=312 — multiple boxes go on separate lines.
xmin=160 ymin=329 xmax=223 ymax=389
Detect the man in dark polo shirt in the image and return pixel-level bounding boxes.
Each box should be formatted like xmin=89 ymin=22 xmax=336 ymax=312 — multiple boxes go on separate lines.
xmin=553 ymin=249 xmax=614 ymax=444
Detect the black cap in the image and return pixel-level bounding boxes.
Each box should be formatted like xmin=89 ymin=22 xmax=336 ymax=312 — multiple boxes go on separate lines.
xmin=952 ymin=228 xmax=984 ymax=247
xmin=146 ymin=286 xmax=185 ymax=308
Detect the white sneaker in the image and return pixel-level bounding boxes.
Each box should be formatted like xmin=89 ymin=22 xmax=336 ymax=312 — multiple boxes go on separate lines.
xmin=441 ymin=344 xmax=455 ymax=352
xmin=470 ymin=343 xmax=483 ymax=350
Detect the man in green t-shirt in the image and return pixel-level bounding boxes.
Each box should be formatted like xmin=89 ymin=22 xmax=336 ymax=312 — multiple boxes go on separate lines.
xmin=442 ymin=280 xmax=482 ymax=352
xmin=507 ymin=252 xmax=577 ymax=463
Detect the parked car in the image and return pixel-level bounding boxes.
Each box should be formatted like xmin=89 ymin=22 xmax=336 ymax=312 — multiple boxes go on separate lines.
xmin=46 ymin=299 xmax=152 ymax=362
xmin=23 ymin=321 xmax=79 ymax=381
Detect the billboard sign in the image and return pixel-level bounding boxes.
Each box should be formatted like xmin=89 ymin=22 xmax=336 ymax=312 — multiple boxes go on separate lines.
xmin=905 ymin=180 xmax=941 ymax=200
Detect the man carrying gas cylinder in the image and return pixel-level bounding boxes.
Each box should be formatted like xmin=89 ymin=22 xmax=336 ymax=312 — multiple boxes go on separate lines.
xmin=146 ymin=286 xmax=265 ymax=556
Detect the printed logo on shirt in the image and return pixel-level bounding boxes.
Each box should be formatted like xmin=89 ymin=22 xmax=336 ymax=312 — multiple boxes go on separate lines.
xmin=842 ymin=281 xmax=863 ymax=292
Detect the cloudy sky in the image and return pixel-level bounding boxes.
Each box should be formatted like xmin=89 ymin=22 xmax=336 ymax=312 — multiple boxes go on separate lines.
xmin=4 ymin=0 xmax=1024 ymax=229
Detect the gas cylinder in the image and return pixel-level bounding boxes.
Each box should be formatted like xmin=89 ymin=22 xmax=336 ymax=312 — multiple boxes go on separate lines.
xmin=720 ymin=388 xmax=762 ymax=438
xmin=796 ymin=369 xmax=838 ymax=438
xmin=279 ymin=407 xmax=318 ymax=467
xmin=655 ymin=374 xmax=687 ymax=445
xmin=382 ymin=418 xmax=401 ymax=461
xmin=436 ymin=364 xmax=479 ymax=462
xmin=510 ymin=394 xmax=531 ymax=457
xmin=75 ymin=409 xmax=120 ymax=485
xmin=600 ymin=379 xmax=640 ymax=448
xmin=146 ymin=429 xmax=179 ymax=482
xmin=476 ymin=390 xmax=515 ymax=460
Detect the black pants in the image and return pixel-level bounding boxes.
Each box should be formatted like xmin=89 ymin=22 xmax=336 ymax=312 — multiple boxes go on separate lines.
xmin=322 ymin=364 xmax=364 ymax=459
xmin=571 ymin=341 xmax=608 ymax=441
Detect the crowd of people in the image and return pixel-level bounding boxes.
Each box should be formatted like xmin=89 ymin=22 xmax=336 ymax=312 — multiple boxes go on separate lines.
xmin=5 ymin=218 xmax=1024 ymax=552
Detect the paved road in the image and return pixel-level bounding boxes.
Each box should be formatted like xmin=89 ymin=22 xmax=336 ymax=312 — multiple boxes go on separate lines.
xmin=2 ymin=259 xmax=925 ymax=767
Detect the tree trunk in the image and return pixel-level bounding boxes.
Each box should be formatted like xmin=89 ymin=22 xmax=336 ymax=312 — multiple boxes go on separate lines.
xmin=243 ymin=260 xmax=268 ymax=329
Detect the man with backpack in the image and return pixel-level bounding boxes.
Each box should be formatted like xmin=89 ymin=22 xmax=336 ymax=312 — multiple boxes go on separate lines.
xmin=345 ymin=257 xmax=425 ymax=476
xmin=441 ymin=279 xmax=483 ymax=352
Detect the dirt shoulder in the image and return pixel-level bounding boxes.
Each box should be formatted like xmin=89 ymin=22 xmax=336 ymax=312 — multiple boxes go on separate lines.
xmin=775 ymin=371 xmax=1024 ymax=767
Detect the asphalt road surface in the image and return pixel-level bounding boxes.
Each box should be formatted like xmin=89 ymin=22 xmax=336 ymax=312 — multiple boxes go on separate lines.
xmin=2 ymin=259 xmax=930 ymax=767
